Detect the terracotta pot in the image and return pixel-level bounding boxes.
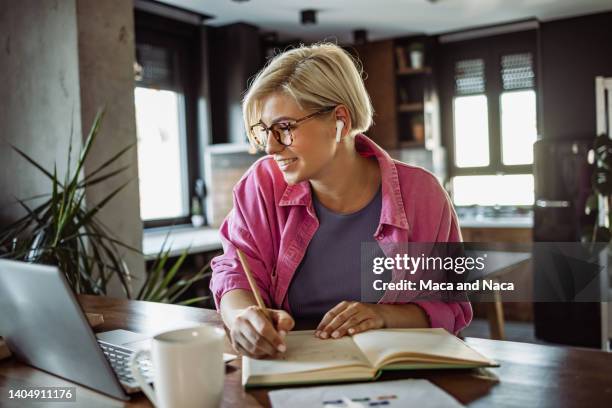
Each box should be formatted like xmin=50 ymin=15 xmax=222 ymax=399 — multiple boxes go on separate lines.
xmin=413 ymin=123 xmax=425 ymax=143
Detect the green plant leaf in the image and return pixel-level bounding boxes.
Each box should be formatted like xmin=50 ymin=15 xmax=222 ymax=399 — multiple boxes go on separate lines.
xmin=10 ymin=145 xmax=58 ymax=184
xmin=80 ymin=143 xmax=135 ymax=187
xmin=147 ymin=232 xmax=171 ymax=278
xmin=167 ymin=264 xmax=211 ymax=303
xmin=177 ymin=296 xmax=210 ymax=306
xmin=14 ymin=197 xmax=42 ymax=226
xmin=61 ymin=231 xmax=141 ymax=254
xmin=95 ymin=236 xmax=132 ymax=297
xmin=74 ymin=108 xmax=105 ymax=179
xmin=140 ymin=247 xmax=172 ymax=300
xmin=79 ymin=165 xmax=132 ymax=189
xmin=148 ymin=249 xmax=190 ymax=301
xmin=72 ymin=179 xmax=132 ymax=232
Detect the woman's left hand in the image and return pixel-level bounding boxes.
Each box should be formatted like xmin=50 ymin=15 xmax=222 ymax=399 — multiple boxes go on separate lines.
xmin=315 ymin=301 xmax=385 ymax=339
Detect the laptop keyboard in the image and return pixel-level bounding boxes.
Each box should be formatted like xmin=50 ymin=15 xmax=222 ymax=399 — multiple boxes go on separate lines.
xmin=98 ymin=340 xmax=153 ymax=386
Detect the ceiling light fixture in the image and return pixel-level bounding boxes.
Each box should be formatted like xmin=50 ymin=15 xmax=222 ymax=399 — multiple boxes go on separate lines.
xmin=301 ymin=9 xmax=317 ymax=25
xmin=353 ymin=29 xmax=368 ymax=45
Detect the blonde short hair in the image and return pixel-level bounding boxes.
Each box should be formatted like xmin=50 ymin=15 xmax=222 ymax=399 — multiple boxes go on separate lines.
xmin=242 ymin=42 xmax=373 ymax=143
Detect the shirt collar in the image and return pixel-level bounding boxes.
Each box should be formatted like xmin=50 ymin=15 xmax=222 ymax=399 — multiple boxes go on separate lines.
xmin=278 ymin=134 xmax=410 ymax=230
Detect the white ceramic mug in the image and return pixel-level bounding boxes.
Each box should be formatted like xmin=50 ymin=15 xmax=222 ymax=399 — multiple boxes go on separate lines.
xmin=129 ymin=325 xmax=225 ymax=408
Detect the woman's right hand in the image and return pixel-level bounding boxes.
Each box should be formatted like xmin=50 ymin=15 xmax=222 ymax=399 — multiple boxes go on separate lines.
xmin=229 ymin=305 xmax=295 ymax=359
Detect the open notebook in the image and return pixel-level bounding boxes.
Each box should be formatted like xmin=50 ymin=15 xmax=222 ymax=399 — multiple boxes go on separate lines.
xmin=243 ymin=328 xmax=498 ymax=387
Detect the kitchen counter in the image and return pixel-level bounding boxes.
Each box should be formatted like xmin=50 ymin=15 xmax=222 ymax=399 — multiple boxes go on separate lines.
xmin=458 ymin=215 xmax=533 ymax=229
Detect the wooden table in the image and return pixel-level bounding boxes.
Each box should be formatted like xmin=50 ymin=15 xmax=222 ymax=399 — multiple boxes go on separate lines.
xmin=1 ymin=295 xmax=611 ymax=407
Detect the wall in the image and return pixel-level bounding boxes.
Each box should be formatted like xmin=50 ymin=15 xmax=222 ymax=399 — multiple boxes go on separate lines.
xmin=0 ymin=0 xmax=145 ymax=297
xmin=75 ymin=0 xmax=145 ymax=295
xmin=539 ymin=11 xmax=612 ymax=140
xmin=0 ymin=0 xmax=82 ymax=225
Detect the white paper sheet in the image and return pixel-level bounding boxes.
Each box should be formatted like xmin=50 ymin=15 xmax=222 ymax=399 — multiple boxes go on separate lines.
xmin=269 ymin=379 xmax=464 ymax=408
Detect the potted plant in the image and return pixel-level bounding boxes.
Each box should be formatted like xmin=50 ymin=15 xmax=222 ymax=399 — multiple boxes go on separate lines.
xmin=0 ymin=109 xmax=136 ymax=296
xmin=138 ymin=235 xmax=211 ymax=306
xmin=0 ymin=109 xmax=210 ymax=305
xmin=408 ymin=42 xmax=425 ymax=70
xmin=191 ymin=196 xmax=205 ymax=228
xmin=411 ymin=114 xmax=425 ymax=144
xmin=584 ymin=133 xmax=612 ymax=243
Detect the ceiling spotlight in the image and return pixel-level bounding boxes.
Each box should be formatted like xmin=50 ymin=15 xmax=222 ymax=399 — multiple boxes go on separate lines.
xmin=301 ymin=9 xmax=317 ymax=25
xmin=353 ymin=29 xmax=368 ymax=45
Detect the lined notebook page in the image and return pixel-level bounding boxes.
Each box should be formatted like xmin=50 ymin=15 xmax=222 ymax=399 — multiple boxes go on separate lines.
xmin=244 ymin=330 xmax=370 ymax=376
xmin=352 ymin=328 xmax=494 ymax=368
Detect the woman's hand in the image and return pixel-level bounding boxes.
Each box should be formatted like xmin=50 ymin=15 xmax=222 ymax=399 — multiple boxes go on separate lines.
xmin=315 ymin=301 xmax=385 ymax=339
xmin=229 ymin=305 xmax=295 ymax=359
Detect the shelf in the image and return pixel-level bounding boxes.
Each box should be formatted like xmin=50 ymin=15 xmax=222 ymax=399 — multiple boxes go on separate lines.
xmin=398 ymin=140 xmax=425 ymax=149
xmin=397 ymin=67 xmax=432 ymax=76
xmin=398 ymin=103 xmax=424 ymax=112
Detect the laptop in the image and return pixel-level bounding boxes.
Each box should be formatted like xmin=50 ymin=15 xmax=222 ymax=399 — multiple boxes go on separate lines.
xmin=0 ymin=259 xmax=155 ymax=400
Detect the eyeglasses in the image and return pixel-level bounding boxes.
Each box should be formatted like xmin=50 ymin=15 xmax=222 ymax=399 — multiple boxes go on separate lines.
xmin=249 ymin=107 xmax=335 ymax=150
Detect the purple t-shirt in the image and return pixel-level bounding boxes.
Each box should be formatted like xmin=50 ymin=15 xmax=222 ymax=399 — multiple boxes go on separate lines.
xmin=287 ymin=183 xmax=387 ymax=320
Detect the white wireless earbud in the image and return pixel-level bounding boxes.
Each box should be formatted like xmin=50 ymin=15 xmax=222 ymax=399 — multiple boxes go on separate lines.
xmin=335 ymin=120 xmax=344 ymax=143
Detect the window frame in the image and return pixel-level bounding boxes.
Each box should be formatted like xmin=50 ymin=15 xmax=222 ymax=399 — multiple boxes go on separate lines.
xmin=134 ymin=10 xmax=202 ymax=229
xmin=440 ymin=30 xmax=538 ymax=179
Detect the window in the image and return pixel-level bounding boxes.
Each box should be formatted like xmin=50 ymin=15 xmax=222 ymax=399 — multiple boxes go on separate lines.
xmin=442 ymin=31 xmax=537 ymax=207
xmin=500 ymin=89 xmax=537 ymax=165
xmin=453 ymin=94 xmax=490 ymax=168
xmin=134 ymin=10 xmax=202 ymax=228
xmin=499 ymin=53 xmax=537 ymax=166
xmin=134 ymin=86 xmax=188 ymax=220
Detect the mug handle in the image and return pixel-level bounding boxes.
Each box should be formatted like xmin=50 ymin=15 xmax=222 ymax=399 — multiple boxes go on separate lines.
xmin=129 ymin=349 xmax=157 ymax=406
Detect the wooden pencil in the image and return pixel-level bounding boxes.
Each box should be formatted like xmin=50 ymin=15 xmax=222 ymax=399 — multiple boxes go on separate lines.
xmin=236 ymin=249 xmax=271 ymax=320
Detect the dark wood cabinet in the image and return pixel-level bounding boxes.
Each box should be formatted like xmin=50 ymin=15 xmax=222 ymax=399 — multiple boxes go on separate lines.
xmin=352 ymin=40 xmax=398 ymax=150
xmin=353 ymin=37 xmax=442 ymax=154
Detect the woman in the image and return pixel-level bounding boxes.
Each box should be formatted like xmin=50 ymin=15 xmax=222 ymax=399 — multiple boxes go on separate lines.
xmin=210 ymin=43 xmax=471 ymax=359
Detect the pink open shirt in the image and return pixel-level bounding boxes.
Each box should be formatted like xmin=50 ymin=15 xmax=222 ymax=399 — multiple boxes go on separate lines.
xmin=210 ymin=134 xmax=472 ymax=334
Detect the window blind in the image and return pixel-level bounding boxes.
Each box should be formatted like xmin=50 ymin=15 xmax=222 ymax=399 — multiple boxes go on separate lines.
xmin=454 ymin=58 xmax=486 ymax=95
xmin=135 ymin=43 xmax=179 ymax=91
xmin=501 ymin=52 xmax=535 ymax=90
